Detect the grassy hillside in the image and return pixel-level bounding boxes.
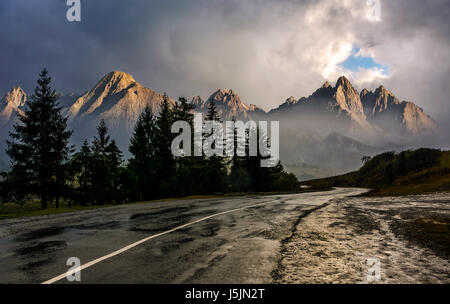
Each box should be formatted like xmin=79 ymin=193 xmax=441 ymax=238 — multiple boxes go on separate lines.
xmin=304 ymin=148 xmax=450 ymax=196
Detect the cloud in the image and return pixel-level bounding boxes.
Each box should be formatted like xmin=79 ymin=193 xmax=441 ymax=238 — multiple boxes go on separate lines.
xmin=353 ymin=67 xmax=389 ymax=85
xmin=319 ymin=40 xmax=355 ymax=80
xmin=0 ymin=0 xmax=448 ymax=132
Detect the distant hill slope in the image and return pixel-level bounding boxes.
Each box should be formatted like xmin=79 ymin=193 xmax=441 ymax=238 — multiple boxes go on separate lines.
xmin=305 ymin=149 xmax=450 ymax=196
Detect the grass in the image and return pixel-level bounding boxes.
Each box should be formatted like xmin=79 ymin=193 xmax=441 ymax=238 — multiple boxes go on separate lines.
xmin=369 ymin=152 xmax=450 ymax=196
xmin=366 ymin=176 xmax=450 ymax=196
xmin=304 ymin=149 xmax=450 ymax=196
xmin=0 ymin=196 xmax=218 ymax=220
xmin=0 ymin=204 xmax=113 ymax=220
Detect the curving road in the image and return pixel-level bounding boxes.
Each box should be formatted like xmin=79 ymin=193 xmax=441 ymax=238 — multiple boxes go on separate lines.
xmin=0 ymin=188 xmax=367 ymax=284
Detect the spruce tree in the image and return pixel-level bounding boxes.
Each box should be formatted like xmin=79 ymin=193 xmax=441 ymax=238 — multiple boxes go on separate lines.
xmin=155 ymin=94 xmax=176 ymax=197
xmin=129 ymin=106 xmax=157 ymax=201
xmin=107 ymin=139 xmax=123 ymax=203
xmin=6 ymin=69 xmax=73 ymax=209
xmin=204 ymin=100 xmax=226 ymax=193
xmin=90 ymin=120 xmax=123 ymax=205
xmin=72 ymin=139 xmax=92 ymax=206
xmin=228 ymin=118 xmax=251 ymax=192
xmin=206 ymin=100 xmax=220 ymax=122
xmin=173 ymin=97 xmax=194 ymax=122
xmin=240 ymin=126 xmax=298 ymax=192
xmin=172 ymin=97 xmax=200 ymax=196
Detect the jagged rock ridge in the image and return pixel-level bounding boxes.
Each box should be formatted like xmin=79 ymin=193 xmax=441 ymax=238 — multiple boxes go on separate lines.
xmin=360 ymin=85 xmax=438 ymax=135
xmin=269 ymin=76 xmax=438 ymax=137
xmin=192 ymin=89 xmax=266 ymax=120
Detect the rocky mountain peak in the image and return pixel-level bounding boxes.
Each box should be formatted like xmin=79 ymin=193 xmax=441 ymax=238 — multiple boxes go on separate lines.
xmin=209 ymin=89 xmax=241 ymax=105
xmin=191 ymin=95 xmax=204 ymax=106
xmin=374 ymin=85 xmax=394 ymax=98
xmin=361 ymin=85 xmax=401 ymax=116
xmin=67 ymin=71 xmax=142 ymax=119
xmin=200 ymin=89 xmax=264 ymax=120
xmin=374 ymin=86 xmax=400 ymax=105
xmin=359 ymin=85 xmax=439 ymax=135
xmin=207 ymin=89 xmax=251 ymax=112
xmin=1 ymin=86 xmax=27 ymax=108
xmin=268 ymin=76 xmax=439 ymax=137
xmin=0 ymin=86 xmax=27 ymax=125
xmin=107 ymin=70 xmax=136 ymax=82
xmin=360 ymin=88 xmax=370 ymax=98
xmin=335 ymin=76 xmax=353 ymax=90
xmin=66 ymin=71 xmax=175 ymax=146
xmin=286 ymin=96 xmax=297 ymax=104
xmin=97 ymin=71 xmax=137 ymax=93
xmin=321 ymin=81 xmax=331 ymax=89
xmin=401 ymin=101 xmax=439 ymax=134
xmin=333 ymin=76 xmax=365 ymax=118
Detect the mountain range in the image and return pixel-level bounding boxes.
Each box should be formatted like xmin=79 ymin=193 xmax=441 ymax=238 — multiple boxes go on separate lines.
xmin=0 ymin=71 xmax=442 ymax=179
xmin=192 ymin=89 xmax=266 ymax=121
xmin=269 ymin=76 xmax=438 ymax=140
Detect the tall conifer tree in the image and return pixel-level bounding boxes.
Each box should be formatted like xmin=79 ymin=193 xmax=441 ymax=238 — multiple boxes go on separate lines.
xmin=155 ymin=94 xmax=176 ymax=196
xmin=129 ymin=106 xmax=158 ymax=200
xmin=90 ymin=120 xmax=122 ymax=205
xmin=204 ymin=100 xmax=226 ymax=193
xmin=6 ymin=69 xmax=73 ymax=209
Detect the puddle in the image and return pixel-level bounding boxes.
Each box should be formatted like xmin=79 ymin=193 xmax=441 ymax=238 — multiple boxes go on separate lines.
xmin=15 ymin=227 xmax=66 ymax=241
xmin=130 ymin=207 xmax=190 ymax=220
xmin=15 ymin=241 xmax=67 ymax=256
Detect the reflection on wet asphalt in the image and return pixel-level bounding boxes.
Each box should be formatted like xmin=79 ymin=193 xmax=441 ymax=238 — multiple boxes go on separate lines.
xmin=0 ymin=188 xmax=370 ymax=283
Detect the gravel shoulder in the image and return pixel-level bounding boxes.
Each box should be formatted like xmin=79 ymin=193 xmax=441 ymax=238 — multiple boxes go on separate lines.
xmin=273 ymin=193 xmax=450 ymax=284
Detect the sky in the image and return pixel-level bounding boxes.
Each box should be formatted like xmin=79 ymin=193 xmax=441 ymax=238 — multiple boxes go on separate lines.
xmin=0 ymin=0 xmax=449 ymax=131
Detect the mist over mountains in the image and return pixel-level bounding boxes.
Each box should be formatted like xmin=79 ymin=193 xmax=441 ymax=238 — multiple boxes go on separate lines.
xmin=0 ymin=71 xmax=443 ymax=180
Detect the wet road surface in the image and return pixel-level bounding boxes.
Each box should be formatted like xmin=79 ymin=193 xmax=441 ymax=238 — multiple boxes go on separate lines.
xmin=0 ymin=188 xmax=366 ymax=284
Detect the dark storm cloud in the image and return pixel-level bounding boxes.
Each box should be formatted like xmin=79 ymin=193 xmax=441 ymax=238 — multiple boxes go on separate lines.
xmin=0 ymin=0 xmax=167 ymax=94
xmin=0 ymin=0 xmax=313 ymax=94
xmin=0 ymin=0 xmax=448 ymax=132
xmin=365 ymin=0 xmax=450 ymax=132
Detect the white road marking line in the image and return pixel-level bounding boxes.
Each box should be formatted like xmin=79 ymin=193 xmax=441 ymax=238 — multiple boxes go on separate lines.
xmin=41 ymin=200 xmax=277 ymax=284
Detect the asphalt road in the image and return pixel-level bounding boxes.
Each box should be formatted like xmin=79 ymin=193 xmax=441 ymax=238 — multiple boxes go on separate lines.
xmin=0 ymin=188 xmax=367 ymax=284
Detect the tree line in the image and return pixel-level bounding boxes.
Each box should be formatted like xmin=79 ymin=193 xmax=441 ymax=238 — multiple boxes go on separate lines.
xmin=0 ymin=69 xmax=299 ymax=209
